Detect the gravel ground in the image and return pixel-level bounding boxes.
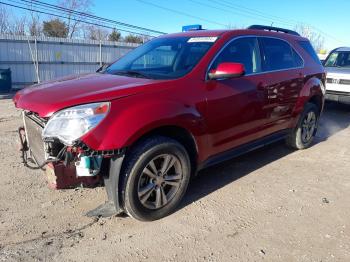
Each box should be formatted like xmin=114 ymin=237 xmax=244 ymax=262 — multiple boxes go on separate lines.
xmin=0 ymin=98 xmax=349 ymax=262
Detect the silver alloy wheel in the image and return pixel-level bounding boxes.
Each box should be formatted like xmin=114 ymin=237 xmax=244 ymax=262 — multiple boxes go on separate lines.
xmin=301 ymin=111 xmax=317 ymax=143
xmin=137 ymin=154 xmax=183 ymax=210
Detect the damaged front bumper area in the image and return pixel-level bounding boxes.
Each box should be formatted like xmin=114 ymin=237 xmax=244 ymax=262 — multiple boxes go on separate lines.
xmin=19 ymin=110 xmax=126 ymax=216
xmin=19 ymin=111 xmax=125 ymax=190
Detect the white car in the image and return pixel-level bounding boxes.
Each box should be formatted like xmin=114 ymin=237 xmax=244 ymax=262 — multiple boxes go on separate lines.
xmin=324 ymin=47 xmax=350 ymax=104
xmin=318 ymin=53 xmax=328 ymax=64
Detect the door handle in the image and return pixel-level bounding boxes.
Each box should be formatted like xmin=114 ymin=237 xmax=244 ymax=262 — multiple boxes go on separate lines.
xmin=257 ymin=82 xmax=267 ymax=91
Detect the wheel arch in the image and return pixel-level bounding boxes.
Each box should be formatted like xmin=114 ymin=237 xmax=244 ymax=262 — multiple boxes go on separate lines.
xmin=291 ymin=76 xmax=325 ymax=127
xmin=124 ymin=125 xmax=199 ymax=176
xmin=307 ymin=94 xmax=323 ymax=113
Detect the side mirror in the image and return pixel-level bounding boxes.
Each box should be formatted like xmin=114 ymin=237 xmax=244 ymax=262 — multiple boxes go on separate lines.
xmin=208 ymin=62 xmax=245 ymax=80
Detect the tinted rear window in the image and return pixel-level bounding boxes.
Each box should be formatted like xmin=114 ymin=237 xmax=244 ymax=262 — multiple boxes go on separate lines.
xmin=260 ymin=38 xmax=303 ymax=71
xmin=298 ymin=41 xmax=322 ymax=65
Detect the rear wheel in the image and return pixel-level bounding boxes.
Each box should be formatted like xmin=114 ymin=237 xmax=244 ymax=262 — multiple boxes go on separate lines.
xmin=120 ymin=136 xmax=191 ymax=221
xmin=286 ymin=102 xmax=320 ymax=149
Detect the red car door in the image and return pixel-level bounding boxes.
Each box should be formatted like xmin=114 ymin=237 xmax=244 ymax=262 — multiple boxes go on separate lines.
xmin=258 ymin=37 xmax=304 ymax=128
xmin=203 ymin=37 xmax=273 ymax=156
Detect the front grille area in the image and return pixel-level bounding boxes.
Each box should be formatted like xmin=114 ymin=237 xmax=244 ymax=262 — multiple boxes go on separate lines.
xmin=23 ymin=113 xmax=46 ymax=164
xmin=326 ymin=78 xmax=350 ymax=85
xmin=75 ymin=141 xmax=125 ymax=157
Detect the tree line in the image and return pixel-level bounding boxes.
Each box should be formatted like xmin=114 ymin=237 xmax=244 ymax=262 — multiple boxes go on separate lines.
xmin=0 ymin=0 xmax=146 ymax=43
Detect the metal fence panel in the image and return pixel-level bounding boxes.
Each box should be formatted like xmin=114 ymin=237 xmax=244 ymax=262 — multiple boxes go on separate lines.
xmin=0 ymin=35 xmax=139 ymax=89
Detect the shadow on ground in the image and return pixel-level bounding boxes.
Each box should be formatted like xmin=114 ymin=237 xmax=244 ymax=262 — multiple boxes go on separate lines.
xmin=181 ymin=101 xmax=350 ymax=209
xmin=316 ymin=101 xmax=350 ymax=142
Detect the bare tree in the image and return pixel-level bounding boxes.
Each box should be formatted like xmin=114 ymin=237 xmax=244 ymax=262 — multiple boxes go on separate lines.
xmin=295 ymin=24 xmax=325 ymax=53
xmin=28 ymin=12 xmax=42 ymax=37
xmin=58 ymin=0 xmax=93 ymax=38
xmin=0 ymin=6 xmax=10 ymax=34
xmin=23 ymin=0 xmax=43 ymax=37
xmin=85 ymin=25 xmax=109 ymax=41
xmin=11 ymin=16 xmax=27 ymax=36
xmin=0 ymin=6 xmax=27 ymax=36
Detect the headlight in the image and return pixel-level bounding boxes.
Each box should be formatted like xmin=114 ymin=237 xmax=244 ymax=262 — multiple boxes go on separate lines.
xmin=42 ymin=102 xmax=110 ymax=145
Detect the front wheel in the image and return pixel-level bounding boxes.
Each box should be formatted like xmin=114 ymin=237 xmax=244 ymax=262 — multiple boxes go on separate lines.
xmin=286 ymin=102 xmax=320 ymax=149
xmin=120 ymin=136 xmax=191 ymax=221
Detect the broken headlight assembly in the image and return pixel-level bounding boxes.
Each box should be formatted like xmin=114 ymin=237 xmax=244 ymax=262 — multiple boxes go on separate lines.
xmin=42 ymin=102 xmax=110 ymax=145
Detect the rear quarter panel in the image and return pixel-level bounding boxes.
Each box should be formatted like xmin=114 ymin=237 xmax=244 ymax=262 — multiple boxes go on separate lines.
xmin=289 ymin=39 xmax=325 ymax=127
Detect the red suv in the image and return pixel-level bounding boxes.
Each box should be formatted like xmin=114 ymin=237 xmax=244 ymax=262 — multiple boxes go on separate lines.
xmin=14 ymin=25 xmax=325 ymax=221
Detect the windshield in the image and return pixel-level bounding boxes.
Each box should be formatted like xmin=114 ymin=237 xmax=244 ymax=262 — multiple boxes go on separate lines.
xmin=324 ymin=51 xmax=350 ymax=67
xmin=104 ymin=36 xmax=216 ymax=80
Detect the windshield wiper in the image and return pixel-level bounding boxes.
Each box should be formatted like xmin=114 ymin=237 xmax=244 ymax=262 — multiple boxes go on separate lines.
xmin=112 ymin=70 xmax=151 ymax=79
xmin=96 ymin=62 xmax=110 ymax=73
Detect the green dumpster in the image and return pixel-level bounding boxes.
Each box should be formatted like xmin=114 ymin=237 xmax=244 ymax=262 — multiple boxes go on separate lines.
xmin=0 ymin=68 xmax=12 ymax=93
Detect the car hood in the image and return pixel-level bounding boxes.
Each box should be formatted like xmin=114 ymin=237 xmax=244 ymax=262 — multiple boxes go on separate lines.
xmin=325 ymin=67 xmax=350 ymax=79
xmin=14 ymin=73 xmax=162 ymax=117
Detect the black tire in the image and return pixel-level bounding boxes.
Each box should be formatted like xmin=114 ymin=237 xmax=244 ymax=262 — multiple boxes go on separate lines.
xmin=286 ymin=102 xmax=320 ymax=149
xmin=120 ymin=136 xmax=191 ymax=221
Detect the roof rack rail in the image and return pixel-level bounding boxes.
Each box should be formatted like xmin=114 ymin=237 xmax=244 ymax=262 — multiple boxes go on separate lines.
xmin=247 ymin=25 xmax=300 ymax=36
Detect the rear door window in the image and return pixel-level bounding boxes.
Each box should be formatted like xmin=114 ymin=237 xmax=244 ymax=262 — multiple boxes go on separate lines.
xmin=260 ymin=37 xmax=303 ymax=71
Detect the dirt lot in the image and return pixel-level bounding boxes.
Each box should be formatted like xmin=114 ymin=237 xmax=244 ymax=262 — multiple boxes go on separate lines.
xmin=0 ymin=98 xmax=349 ymax=262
